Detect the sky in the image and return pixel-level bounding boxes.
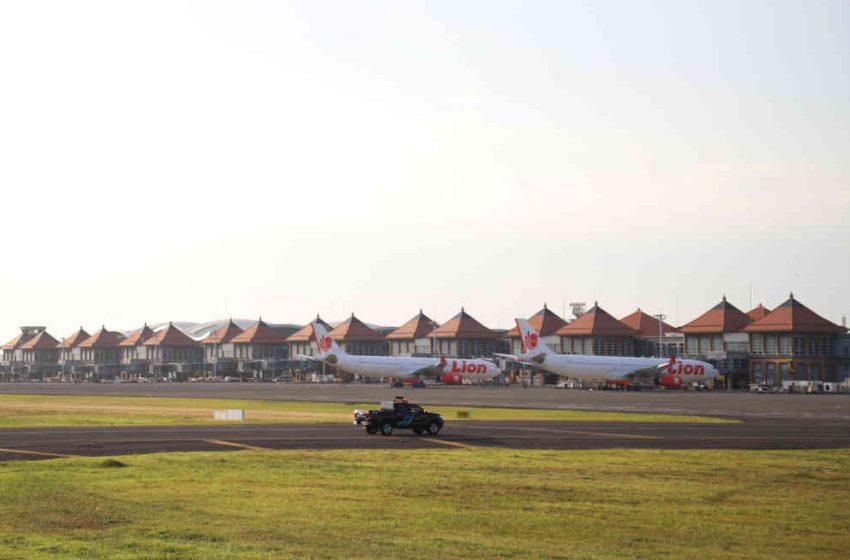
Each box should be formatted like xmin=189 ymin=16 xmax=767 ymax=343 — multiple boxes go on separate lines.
xmin=0 ymin=0 xmax=848 ymax=338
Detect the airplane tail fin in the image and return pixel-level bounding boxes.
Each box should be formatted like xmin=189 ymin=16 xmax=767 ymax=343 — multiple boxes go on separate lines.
xmin=311 ymin=321 xmax=343 ymax=360
xmin=515 ymin=318 xmax=550 ymax=359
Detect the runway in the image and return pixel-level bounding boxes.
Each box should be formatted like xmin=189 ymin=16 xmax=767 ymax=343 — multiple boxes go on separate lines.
xmin=1 ymin=418 xmax=848 ymax=461
xmin=2 ymin=382 xmax=850 ymax=420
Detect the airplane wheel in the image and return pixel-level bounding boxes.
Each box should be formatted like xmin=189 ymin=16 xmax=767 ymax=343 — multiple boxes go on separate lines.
xmin=380 ymin=423 xmax=394 ymax=436
xmin=427 ymin=423 xmax=441 ymax=436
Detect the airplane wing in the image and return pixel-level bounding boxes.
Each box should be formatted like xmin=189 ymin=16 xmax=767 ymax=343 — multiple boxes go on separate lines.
xmin=405 ymin=359 xmax=447 ymax=379
xmin=293 ymin=354 xmax=322 ymax=362
xmin=625 ymin=359 xmax=672 ymax=383
xmin=493 ymin=353 xmax=542 ymax=367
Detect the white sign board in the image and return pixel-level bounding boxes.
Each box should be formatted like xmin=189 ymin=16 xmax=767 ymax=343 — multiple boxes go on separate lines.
xmin=213 ymin=409 xmax=246 ymax=421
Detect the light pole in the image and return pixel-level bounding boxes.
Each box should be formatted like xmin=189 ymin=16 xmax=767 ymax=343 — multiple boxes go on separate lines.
xmin=654 ymin=313 xmax=667 ymax=358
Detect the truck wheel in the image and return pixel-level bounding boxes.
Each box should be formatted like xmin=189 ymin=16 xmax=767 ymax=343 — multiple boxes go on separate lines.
xmin=427 ymin=423 xmax=441 ymax=436
xmin=380 ymin=423 xmax=394 ymax=436
xmin=413 ymin=427 xmax=424 ymax=434
xmin=365 ymin=425 xmax=377 ymax=435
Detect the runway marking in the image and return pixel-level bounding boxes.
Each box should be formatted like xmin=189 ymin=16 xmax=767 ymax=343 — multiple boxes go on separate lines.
xmin=425 ymin=438 xmax=479 ymax=450
xmin=203 ymin=439 xmax=270 ymax=451
xmin=558 ymin=429 xmax=660 ymax=440
xmin=499 ymin=425 xmax=660 ymax=440
xmin=0 ymin=447 xmax=80 ymax=459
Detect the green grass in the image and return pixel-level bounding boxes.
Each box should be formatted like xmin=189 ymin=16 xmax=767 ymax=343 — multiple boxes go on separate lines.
xmin=0 ymin=448 xmax=848 ymax=559
xmin=0 ymin=394 xmax=734 ymax=428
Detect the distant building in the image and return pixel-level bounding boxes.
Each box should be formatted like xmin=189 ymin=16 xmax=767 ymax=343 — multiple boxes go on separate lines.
xmin=385 ymin=310 xmax=437 ymax=356
xmin=556 ymin=302 xmax=637 ymax=356
xmin=77 ymin=326 xmax=125 ymax=379
xmin=328 ymin=314 xmax=387 ymax=356
xmin=429 ymin=308 xmax=503 ymax=358
xmin=680 ymin=296 xmax=751 ymax=388
xmin=19 ymin=328 xmax=61 ymax=379
xmin=837 ymin=331 xmax=850 ymax=382
xmin=747 ymin=304 xmax=771 ymax=323
xmin=231 ymin=319 xmax=290 ymax=380
xmin=201 ymin=319 xmax=244 ymax=377
xmin=744 ymin=293 xmax=847 ymax=384
xmin=2 ymin=326 xmax=43 ymax=373
xmin=142 ymin=323 xmax=203 ymax=379
xmin=505 ymin=304 xmax=567 ymax=355
xmin=619 ymin=308 xmax=681 ymax=357
xmin=58 ymin=327 xmax=90 ymax=378
xmin=119 ymin=324 xmax=156 ymax=375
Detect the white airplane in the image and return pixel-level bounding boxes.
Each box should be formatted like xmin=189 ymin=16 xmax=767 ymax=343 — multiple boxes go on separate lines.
xmin=500 ymin=319 xmax=718 ymax=388
xmin=302 ymin=320 xmax=502 ymax=385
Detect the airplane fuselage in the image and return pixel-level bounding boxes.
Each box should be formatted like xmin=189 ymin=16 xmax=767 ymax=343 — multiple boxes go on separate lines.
xmin=526 ymin=353 xmax=718 ymax=384
xmin=322 ymin=354 xmax=501 ymax=383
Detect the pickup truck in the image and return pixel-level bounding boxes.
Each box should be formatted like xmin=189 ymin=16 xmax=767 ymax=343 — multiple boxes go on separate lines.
xmin=354 ymin=399 xmax=443 ymax=436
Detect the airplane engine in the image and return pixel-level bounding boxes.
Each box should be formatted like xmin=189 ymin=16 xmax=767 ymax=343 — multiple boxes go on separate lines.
xmin=658 ymin=374 xmax=684 ymax=389
xmin=440 ymin=373 xmax=463 ymax=385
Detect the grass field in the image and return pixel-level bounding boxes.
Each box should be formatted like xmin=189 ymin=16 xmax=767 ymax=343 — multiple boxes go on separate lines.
xmin=0 ymin=394 xmax=734 ymax=428
xmin=0 ymin=448 xmax=847 ymax=559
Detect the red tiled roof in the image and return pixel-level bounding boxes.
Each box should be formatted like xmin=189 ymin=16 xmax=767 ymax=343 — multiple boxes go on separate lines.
xmin=201 ymin=320 xmax=244 ymax=345
xmin=746 ymin=304 xmax=770 ymax=322
xmin=329 ymin=314 xmax=384 ymax=342
xmin=20 ymin=330 xmax=60 ymax=350
xmin=619 ymin=308 xmax=677 ymax=338
xmin=556 ymin=303 xmax=638 ymax=337
xmin=506 ymin=304 xmax=568 ymax=337
xmin=385 ymin=311 xmax=438 ymax=340
xmin=2 ymin=331 xmax=35 ymax=351
xmin=679 ymin=296 xmax=751 ymax=334
xmin=60 ymin=328 xmax=91 ymax=349
xmin=119 ymin=324 xmax=157 ymax=347
xmin=78 ymin=326 xmax=125 ymax=348
xmin=144 ymin=323 xmax=200 ymax=347
xmin=744 ymin=294 xmax=846 ymax=334
xmin=430 ymin=308 xmax=496 ymax=339
xmin=231 ymin=319 xmax=289 ymax=345
xmin=286 ymin=316 xmax=332 ymax=342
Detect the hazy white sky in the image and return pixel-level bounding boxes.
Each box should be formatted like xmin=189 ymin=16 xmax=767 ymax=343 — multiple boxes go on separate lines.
xmin=1 ymin=0 xmax=848 ymax=338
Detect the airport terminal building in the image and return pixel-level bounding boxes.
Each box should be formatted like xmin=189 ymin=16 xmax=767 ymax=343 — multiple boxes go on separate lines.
xmin=0 ymin=295 xmax=847 ymax=384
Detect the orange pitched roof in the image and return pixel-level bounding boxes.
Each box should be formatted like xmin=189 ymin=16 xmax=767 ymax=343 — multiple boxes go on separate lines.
xmin=2 ymin=331 xmax=35 ymax=351
xmin=385 ymin=311 xmax=438 ymax=340
xmin=679 ymin=296 xmax=751 ymax=334
xmin=744 ymin=294 xmax=846 ymax=334
xmin=144 ymin=323 xmax=200 ymax=347
xmin=201 ymin=320 xmax=244 ymax=345
xmin=328 ymin=314 xmax=384 ymax=342
xmin=78 ymin=326 xmax=125 ymax=348
xmin=746 ymin=304 xmax=770 ymax=322
xmin=20 ymin=330 xmax=60 ymax=350
xmin=60 ymin=328 xmax=91 ymax=349
xmin=119 ymin=324 xmax=156 ymax=347
xmin=231 ymin=319 xmax=289 ymax=345
xmin=286 ymin=316 xmax=332 ymax=342
xmin=506 ymin=304 xmax=568 ymax=337
xmin=556 ymin=303 xmax=638 ymax=337
xmin=430 ymin=308 xmax=497 ymax=339
xmin=619 ymin=308 xmax=677 ymax=338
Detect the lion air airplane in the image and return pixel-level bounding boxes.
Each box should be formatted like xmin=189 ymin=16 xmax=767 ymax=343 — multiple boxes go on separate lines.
xmin=502 ymin=319 xmax=718 ymax=388
xmin=303 ymin=321 xmax=502 ymax=385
